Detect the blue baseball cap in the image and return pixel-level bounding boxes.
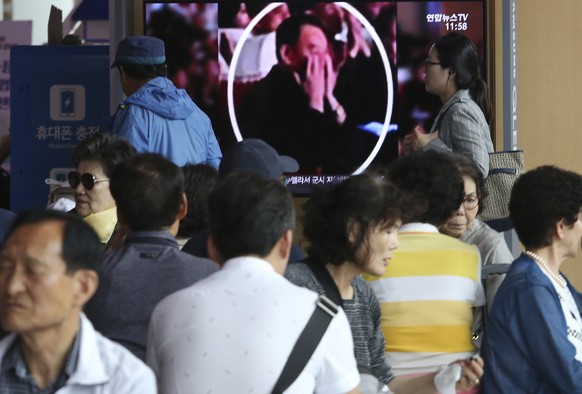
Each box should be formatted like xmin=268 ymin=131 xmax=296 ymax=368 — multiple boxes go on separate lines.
xmin=111 ymin=36 xmax=166 ymax=69
xmin=219 ymin=139 xmax=299 ymax=180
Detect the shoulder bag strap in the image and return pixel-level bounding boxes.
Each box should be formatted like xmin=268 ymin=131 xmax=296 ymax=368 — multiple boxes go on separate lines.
xmin=272 ymin=295 xmax=338 ymax=394
xmin=305 ymin=258 xmax=344 ymax=308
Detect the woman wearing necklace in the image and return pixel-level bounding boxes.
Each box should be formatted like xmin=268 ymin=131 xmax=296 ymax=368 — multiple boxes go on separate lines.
xmin=482 ymin=166 xmax=582 ymax=393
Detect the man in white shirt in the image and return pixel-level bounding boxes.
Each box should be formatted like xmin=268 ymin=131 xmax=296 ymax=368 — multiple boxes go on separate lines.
xmin=0 ymin=210 xmax=155 ymax=393
xmin=147 ymin=171 xmax=361 ymax=393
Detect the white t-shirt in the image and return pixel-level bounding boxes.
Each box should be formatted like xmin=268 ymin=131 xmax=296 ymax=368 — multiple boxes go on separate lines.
xmin=147 ymin=256 xmax=360 ymax=394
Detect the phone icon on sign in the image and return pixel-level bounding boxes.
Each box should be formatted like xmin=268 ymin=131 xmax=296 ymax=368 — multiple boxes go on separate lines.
xmin=60 ymin=89 xmax=75 ymax=117
xmin=50 ymin=85 xmax=85 ymax=121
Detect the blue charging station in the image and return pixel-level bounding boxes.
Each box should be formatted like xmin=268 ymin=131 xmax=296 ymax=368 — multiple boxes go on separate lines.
xmin=10 ymin=45 xmax=109 ymax=211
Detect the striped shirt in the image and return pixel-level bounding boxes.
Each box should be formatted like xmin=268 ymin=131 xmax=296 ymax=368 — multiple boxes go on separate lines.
xmin=365 ymin=223 xmax=485 ymax=376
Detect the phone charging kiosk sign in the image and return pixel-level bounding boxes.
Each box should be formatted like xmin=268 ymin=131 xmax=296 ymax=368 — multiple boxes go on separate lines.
xmin=11 ymin=45 xmax=109 ymax=211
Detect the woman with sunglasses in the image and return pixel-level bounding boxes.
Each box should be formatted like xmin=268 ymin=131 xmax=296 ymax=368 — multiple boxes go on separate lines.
xmin=70 ymin=133 xmax=136 ymax=247
xmin=440 ymin=154 xmax=513 ymax=303
xmin=403 ymin=33 xmax=493 ymax=177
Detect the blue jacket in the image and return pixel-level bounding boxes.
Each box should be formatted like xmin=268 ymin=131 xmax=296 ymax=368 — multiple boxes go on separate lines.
xmin=112 ymin=77 xmax=221 ymax=167
xmin=482 ymin=254 xmax=582 ymax=393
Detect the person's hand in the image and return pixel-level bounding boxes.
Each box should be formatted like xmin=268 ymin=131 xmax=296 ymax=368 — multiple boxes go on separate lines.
xmin=325 ymin=54 xmax=340 ymax=103
xmin=455 ymin=356 xmax=484 ymax=391
xmin=402 ymin=125 xmax=424 ymax=154
xmin=402 ymin=125 xmax=437 ymax=153
xmin=300 ymin=53 xmax=326 ymax=113
xmin=346 ymin=13 xmax=371 ymax=59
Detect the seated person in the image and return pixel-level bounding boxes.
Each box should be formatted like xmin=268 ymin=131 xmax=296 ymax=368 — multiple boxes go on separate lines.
xmin=439 ymin=154 xmax=513 ymax=308
xmin=482 ymin=166 xmax=582 ymax=393
xmin=148 ymin=171 xmax=361 ymax=393
xmin=176 ymin=163 xmax=218 ymax=248
xmin=69 ymin=132 xmax=136 ymax=247
xmin=285 ymin=173 xmax=483 ymax=393
xmin=365 ymin=151 xmax=485 ymax=392
xmin=84 ymin=154 xmax=219 ymax=361
xmin=181 ymin=138 xmax=304 ymax=262
xmin=0 ymin=210 xmax=155 ymax=393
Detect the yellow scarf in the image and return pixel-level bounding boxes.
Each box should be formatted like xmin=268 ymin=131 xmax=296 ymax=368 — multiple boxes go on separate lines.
xmin=84 ymin=206 xmax=118 ymax=244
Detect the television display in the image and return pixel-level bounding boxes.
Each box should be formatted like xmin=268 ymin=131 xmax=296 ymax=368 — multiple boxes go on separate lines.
xmin=143 ymin=1 xmax=486 ymax=192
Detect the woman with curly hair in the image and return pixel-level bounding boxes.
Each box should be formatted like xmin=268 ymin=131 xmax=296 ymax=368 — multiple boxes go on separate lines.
xmin=285 ymin=170 xmax=483 ymax=394
xmin=366 ymin=150 xmax=485 ymax=393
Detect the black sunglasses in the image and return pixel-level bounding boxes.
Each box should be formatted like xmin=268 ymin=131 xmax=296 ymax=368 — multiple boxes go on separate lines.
xmin=68 ymin=171 xmax=110 ymax=190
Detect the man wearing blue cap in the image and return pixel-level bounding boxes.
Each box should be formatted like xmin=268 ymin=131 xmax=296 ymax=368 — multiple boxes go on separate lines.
xmin=181 ymin=138 xmax=305 ymax=263
xmin=111 ymin=36 xmax=222 ymax=168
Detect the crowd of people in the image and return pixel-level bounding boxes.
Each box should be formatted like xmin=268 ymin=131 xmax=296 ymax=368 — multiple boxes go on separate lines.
xmin=0 ymin=8 xmax=581 ymax=394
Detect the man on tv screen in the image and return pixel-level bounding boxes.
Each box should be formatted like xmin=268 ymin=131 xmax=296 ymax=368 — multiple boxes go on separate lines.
xmin=239 ymin=13 xmax=357 ymax=174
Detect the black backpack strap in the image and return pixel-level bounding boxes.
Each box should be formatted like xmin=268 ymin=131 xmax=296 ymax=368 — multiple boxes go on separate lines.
xmin=272 ymin=295 xmax=338 ymax=394
xmin=305 ymin=258 xmax=344 ymax=308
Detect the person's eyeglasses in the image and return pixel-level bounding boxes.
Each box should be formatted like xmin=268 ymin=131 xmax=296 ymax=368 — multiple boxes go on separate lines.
xmin=68 ymin=171 xmax=110 ymax=190
xmin=462 ymin=195 xmax=479 ymax=210
xmin=425 ymin=60 xmax=442 ymax=67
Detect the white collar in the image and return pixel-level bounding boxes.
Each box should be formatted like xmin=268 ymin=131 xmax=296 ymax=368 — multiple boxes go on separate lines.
xmin=399 ymin=222 xmax=439 ymax=234
xmin=0 ymin=314 xmax=110 ymax=386
xmin=64 ymin=314 xmax=109 ymax=385
xmin=222 ymin=256 xmax=277 ymax=273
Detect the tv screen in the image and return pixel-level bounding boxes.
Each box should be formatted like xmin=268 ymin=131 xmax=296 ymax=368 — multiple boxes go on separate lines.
xmin=143 ymin=1 xmax=486 ymax=193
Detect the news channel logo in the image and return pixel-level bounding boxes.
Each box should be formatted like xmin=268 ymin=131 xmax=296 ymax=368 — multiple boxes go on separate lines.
xmin=49 ymin=85 xmax=86 ymax=121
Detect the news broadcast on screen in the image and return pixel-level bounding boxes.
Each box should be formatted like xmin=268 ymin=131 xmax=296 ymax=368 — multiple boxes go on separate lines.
xmin=143 ymin=1 xmax=486 ymax=193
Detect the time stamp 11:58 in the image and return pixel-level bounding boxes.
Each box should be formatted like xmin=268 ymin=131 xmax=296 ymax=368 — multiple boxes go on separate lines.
xmin=425 ymin=13 xmax=470 ymax=31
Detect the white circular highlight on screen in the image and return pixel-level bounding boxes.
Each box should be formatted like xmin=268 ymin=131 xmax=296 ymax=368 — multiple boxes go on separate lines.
xmin=227 ymin=2 xmax=394 ymax=175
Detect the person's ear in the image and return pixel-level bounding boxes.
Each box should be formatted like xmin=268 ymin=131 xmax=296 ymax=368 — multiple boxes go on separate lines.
xmin=72 ymin=269 xmax=99 ymax=307
xmin=347 ymin=219 xmax=361 ymax=245
xmin=207 ymin=234 xmax=225 ymax=265
xmin=279 ymin=44 xmax=295 ymax=66
xmin=271 ymin=229 xmax=293 ymax=274
xmin=278 ymin=229 xmax=292 ymax=261
xmin=555 ymin=218 xmax=569 ymax=241
xmin=177 ymin=193 xmax=188 ymax=221
xmin=118 ymin=65 xmax=127 ymax=82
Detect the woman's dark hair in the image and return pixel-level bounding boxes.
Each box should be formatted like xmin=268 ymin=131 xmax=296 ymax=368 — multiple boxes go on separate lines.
xmin=178 ymin=164 xmax=219 ymax=237
xmin=510 ymin=166 xmax=582 ymax=249
xmin=434 ymin=33 xmax=492 ymax=124
xmin=452 ymin=153 xmax=487 ymax=215
xmin=71 ymin=133 xmax=136 ymax=178
xmin=303 ymin=173 xmax=404 ymax=267
xmin=386 ymin=150 xmax=464 ymax=226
